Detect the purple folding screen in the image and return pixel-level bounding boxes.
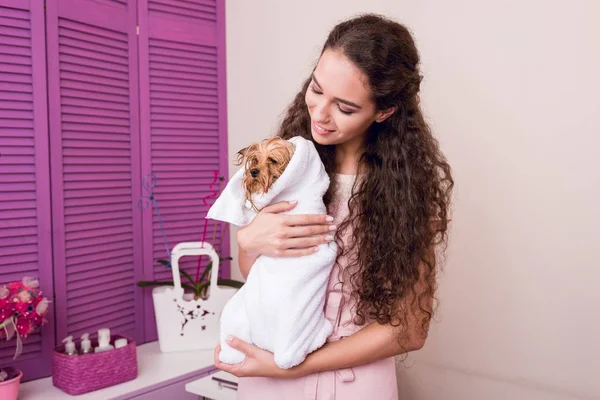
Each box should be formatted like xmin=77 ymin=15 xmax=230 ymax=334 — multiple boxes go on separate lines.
xmin=1 ymin=0 xmax=229 ymax=380
xmin=0 ymin=0 xmax=55 ymax=380
xmin=46 ymin=0 xmax=144 ymax=345
xmin=137 ymin=0 xmax=230 ymax=342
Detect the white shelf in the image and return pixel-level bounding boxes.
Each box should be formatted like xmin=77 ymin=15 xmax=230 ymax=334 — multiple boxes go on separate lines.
xmin=18 ymin=341 xmax=216 ymax=400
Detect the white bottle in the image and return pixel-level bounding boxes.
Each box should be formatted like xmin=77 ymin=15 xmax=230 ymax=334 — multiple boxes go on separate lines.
xmin=62 ymin=336 xmax=77 ymax=356
xmin=94 ymin=328 xmax=114 ymax=353
xmin=80 ymin=333 xmax=92 ymax=355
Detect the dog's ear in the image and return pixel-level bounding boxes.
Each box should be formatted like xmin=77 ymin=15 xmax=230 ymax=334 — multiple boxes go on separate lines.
xmin=235 ymin=143 xmax=259 ymax=166
xmin=234 ymin=146 xmax=248 ymax=166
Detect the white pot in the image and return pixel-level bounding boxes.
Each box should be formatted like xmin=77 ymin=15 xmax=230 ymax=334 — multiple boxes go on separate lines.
xmin=152 ymin=242 xmax=237 ymax=353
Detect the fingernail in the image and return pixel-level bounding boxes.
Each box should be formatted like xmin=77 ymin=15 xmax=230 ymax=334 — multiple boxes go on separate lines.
xmin=326 ymin=215 xmax=334 ymax=222
xmin=314 ymin=246 xmax=320 ymax=252
xmin=329 ymin=225 xmax=337 ymax=231
xmin=289 ymin=200 xmax=298 ymax=205
xmin=226 ymin=335 xmax=233 ymax=343
xmin=325 ymin=235 xmax=334 ymax=242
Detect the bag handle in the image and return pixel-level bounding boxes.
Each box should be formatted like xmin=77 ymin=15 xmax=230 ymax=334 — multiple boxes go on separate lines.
xmin=170 ymin=242 xmax=220 ymax=296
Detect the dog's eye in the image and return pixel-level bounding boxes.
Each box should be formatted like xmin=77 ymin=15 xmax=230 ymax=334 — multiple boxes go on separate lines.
xmin=268 ymin=158 xmax=278 ymax=164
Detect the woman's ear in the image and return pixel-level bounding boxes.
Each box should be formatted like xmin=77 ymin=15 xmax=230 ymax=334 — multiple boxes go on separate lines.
xmin=375 ymin=106 xmax=397 ymax=123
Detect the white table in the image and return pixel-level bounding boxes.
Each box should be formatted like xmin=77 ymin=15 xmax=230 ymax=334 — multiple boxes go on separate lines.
xmin=185 ymin=370 xmax=238 ymax=400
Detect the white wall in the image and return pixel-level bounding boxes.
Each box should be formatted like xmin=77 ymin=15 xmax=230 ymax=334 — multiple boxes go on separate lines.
xmin=225 ymin=1 xmax=600 ymax=399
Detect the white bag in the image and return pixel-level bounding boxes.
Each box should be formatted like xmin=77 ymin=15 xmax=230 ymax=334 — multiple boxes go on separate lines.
xmin=152 ymin=242 xmax=237 ymax=353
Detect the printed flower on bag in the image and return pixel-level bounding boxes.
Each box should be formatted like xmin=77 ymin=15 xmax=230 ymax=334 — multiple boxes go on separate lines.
xmin=0 ymin=277 xmax=50 ymax=359
xmin=175 ymin=301 xmax=215 ymax=336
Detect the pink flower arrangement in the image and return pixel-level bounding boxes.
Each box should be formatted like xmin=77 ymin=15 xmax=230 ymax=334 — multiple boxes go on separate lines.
xmin=0 ymin=277 xmax=49 ymax=359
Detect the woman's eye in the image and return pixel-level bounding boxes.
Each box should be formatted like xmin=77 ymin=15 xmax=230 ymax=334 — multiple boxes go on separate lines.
xmin=310 ymin=82 xmax=353 ymax=114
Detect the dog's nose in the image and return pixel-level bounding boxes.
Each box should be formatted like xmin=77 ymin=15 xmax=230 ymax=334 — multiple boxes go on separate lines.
xmin=250 ymin=168 xmax=259 ymax=178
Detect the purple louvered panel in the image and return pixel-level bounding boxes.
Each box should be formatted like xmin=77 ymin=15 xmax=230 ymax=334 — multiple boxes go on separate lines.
xmin=148 ymin=0 xmax=217 ymax=22
xmin=95 ymin=0 xmax=129 ymax=7
xmin=46 ymin=0 xmax=143 ymax=344
xmin=148 ymin=38 xmax=220 ymax=282
xmin=138 ymin=0 xmax=229 ymax=341
xmin=0 ymin=0 xmax=54 ymax=381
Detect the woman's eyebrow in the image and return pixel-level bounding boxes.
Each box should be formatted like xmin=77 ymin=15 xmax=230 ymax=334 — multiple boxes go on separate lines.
xmin=312 ymin=73 xmax=362 ymax=109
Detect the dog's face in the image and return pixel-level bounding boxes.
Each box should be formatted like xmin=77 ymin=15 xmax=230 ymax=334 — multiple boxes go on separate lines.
xmin=236 ymin=137 xmax=295 ymax=204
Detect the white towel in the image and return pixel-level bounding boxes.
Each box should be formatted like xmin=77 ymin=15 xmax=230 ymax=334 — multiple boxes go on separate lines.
xmin=207 ymin=136 xmax=337 ymax=369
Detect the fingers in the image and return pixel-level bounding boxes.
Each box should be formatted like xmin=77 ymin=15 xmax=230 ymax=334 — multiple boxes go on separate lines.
xmin=214 ymin=342 xmax=241 ymax=376
xmin=214 ymin=343 xmax=232 ymax=372
xmin=270 ymin=223 xmax=336 ymax=256
xmin=261 ymin=201 xmax=334 ymax=227
xmin=285 ymin=213 xmax=334 ymax=226
xmin=286 ymin=235 xmax=334 ymax=250
xmin=270 ymin=238 xmax=328 ymax=258
xmin=215 ymin=359 xmax=238 ymax=375
xmin=226 ymin=335 xmax=252 ymax=356
xmin=286 ymin=224 xmax=336 ymax=238
xmin=262 ymin=200 xmax=298 ymax=214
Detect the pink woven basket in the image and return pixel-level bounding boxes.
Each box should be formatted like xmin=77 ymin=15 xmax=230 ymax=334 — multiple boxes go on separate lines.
xmin=52 ymin=334 xmax=138 ymax=395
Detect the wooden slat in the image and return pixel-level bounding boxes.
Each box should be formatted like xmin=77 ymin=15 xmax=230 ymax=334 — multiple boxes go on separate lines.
xmin=0 ymin=0 xmax=54 ymax=379
xmin=148 ymin=0 xmax=216 ymax=22
xmin=49 ymin=11 xmax=140 ymax=340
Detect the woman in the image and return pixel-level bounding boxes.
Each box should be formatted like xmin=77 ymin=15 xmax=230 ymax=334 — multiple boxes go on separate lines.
xmin=214 ymin=13 xmax=453 ymax=399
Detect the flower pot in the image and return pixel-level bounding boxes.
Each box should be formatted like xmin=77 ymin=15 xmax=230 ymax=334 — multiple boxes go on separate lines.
xmin=0 ymin=367 xmax=22 ymax=400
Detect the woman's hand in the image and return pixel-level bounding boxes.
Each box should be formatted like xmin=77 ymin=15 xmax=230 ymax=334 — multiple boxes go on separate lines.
xmin=214 ymin=336 xmax=298 ymax=379
xmin=237 ymin=200 xmax=336 ymax=258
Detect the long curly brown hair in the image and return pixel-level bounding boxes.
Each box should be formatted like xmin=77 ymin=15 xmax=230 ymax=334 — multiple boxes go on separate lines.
xmin=277 ymin=14 xmax=453 ymax=349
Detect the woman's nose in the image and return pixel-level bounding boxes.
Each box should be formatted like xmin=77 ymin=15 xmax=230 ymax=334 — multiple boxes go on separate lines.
xmin=312 ymin=102 xmax=330 ymax=123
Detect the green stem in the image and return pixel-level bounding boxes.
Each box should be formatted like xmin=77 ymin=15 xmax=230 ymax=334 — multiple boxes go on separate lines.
xmin=136 ymin=281 xmax=196 ymax=292
xmin=179 ymin=269 xmax=196 ymax=286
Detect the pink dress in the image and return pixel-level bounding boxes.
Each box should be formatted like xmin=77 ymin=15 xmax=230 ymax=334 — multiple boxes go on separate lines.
xmin=237 ymin=174 xmax=398 ymax=400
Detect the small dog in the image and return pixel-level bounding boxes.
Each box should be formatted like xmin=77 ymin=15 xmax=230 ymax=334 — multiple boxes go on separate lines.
xmin=207 ymin=136 xmax=337 ymax=369
xmin=235 ymin=137 xmax=295 ymax=210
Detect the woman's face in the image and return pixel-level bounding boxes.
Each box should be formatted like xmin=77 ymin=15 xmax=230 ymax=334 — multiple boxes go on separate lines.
xmin=305 ymin=49 xmax=385 ymax=150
